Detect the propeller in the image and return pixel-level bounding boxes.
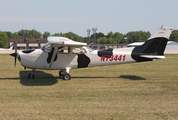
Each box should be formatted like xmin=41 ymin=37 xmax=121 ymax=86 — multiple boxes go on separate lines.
xmin=10 ymin=41 xmax=17 ymax=67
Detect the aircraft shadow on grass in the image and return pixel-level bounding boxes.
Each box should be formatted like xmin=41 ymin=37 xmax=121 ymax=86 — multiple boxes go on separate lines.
xmin=19 ymin=72 xmax=146 ymax=85
xmin=119 ymin=75 xmax=146 ymax=80
xmin=73 ymin=75 xmax=146 ymax=80
xmin=0 ymin=72 xmax=145 ymax=86
xmin=19 ymin=71 xmax=58 ymax=86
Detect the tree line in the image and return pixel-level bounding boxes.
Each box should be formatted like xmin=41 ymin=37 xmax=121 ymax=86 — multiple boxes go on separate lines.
xmin=0 ymin=29 xmax=178 ymax=48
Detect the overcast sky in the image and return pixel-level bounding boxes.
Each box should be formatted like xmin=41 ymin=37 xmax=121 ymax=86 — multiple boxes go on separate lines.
xmin=0 ymin=0 xmax=177 ymax=37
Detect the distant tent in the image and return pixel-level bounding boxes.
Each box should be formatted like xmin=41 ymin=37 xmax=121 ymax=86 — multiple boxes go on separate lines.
xmin=166 ymin=41 xmax=178 ymax=50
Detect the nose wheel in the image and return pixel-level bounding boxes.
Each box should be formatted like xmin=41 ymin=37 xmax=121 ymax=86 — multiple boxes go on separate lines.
xmin=28 ymin=69 xmax=35 ymax=79
xmin=28 ymin=73 xmax=35 ymax=79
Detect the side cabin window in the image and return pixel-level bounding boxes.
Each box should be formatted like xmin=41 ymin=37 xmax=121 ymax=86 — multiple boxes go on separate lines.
xmin=72 ymin=47 xmax=87 ymax=54
xmin=41 ymin=43 xmax=87 ymax=54
xmin=58 ymin=47 xmax=87 ymax=54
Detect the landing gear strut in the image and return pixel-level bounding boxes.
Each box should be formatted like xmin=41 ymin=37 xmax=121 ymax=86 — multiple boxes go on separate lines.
xmin=59 ymin=68 xmax=71 ymax=80
xmin=28 ymin=69 xmax=35 ymax=79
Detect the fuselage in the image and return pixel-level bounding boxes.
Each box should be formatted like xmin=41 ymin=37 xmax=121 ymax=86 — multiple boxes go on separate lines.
xmin=17 ymin=47 xmax=136 ymax=70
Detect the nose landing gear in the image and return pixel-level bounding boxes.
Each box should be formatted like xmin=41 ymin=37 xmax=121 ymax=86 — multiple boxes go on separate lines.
xmin=28 ymin=69 xmax=35 ymax=79
xmin=28 ymin=73 xmax=35 ymax=79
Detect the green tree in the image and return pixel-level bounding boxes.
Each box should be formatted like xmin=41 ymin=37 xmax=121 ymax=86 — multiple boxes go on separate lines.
xmin=113 ymin=32 xmax=124 ymax=43
xmin=43 ymin=31 xmax=50 ymax=38
xmin=29 ymin=30 xmax=42 ymax=38
xmin=12 ymin=32 xmax=22 ymax=38
xmin=106 ymin=31 xmax=114 ymax=38
xmin=64 ymin=32 xmax=76 ymax=39
xmin=16 ymin=30 xmax=42 ymax=38
xmin=52 ymin=32 xmax=65 ymax=37
xmin=170 ymin=30 xmax=178 ymax=42
xmin=98 ymin=37 xmax=107 ymax=44
xmin=4 ymin=31 xmax=21 ymax=38
xmin=107 ymin=38 xmax=114 ymax=44
xmin=126 ymin=31 xmax=150 ymax=43
xmin=0 ymin=32 xmax=9 ymax=48
xmin=97 ymin=32 xmax=105 ymax=38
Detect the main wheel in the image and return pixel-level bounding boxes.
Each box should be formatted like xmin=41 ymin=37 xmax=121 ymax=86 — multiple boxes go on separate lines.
xmin=63 ymin=73 xmax=71 ymax=80
xmin=28 ymin=73 xmax=35 ymax=79
xmin=59 ymin=70 xmax=64 ymax=77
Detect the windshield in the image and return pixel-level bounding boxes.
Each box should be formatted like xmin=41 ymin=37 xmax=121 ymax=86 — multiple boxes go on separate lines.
xmin=41 ymin=42 xmax=51 ymax=52
xmin=86 ymin=47 xmax=94 ymax=52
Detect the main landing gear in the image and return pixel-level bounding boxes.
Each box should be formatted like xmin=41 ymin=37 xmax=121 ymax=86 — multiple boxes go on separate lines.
xmin=59 ymin=69 xmax=71 ymax=80
xmin=27 ymin=68 xmax=71 ymax=80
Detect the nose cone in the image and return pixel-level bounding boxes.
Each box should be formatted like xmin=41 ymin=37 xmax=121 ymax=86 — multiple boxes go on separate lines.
xmin=10 ymin=52 xmax=21 ymax=62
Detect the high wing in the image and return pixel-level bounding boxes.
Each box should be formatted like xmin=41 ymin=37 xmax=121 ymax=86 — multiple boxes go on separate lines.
xmin=47 ymin=36 xmax=87 ymax=47
xmin=47 ymin=36 xmax=87 ymax=68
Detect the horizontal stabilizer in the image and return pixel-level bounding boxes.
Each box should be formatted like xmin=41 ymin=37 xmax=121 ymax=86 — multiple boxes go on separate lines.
xmin=140 ymin=55 xmax=165 ymax=59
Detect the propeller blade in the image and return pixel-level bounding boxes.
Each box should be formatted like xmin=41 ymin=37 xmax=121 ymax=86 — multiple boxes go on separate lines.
xmin=10 ymin=41 xmax=18 ymax=67
xmin=15 ymin=41 xmax=17 ymax=54
xmin=14 ymin=56 xmax=16 ymax=67
xmin=10 ymin=53 xmax=17 ymax=67
xmin=14 ymin=41 xmax=17 ymax=67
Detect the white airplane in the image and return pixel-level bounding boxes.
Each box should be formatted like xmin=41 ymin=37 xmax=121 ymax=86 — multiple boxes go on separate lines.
xmin=10 ymin=26 xmax=173 ymax=80
xmin=0 ymin=44 xmax=14 ymax=50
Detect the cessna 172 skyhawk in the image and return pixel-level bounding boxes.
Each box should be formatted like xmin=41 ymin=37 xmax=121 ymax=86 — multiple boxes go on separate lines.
xmin=10 ymin=26 xmax=173 ymax=80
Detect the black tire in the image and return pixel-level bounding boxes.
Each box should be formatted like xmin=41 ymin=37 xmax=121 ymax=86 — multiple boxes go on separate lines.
xmin=28 ymin=73 xmax=35 ymax=79
xmin=59 ymin=70 xmax=64 ymax=77
xmin=63 ymin=73 xmax=71 ymax=80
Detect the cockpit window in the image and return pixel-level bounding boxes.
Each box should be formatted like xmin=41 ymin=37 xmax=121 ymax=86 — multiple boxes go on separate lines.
xmin=41 ymin=42 xmax=51 ymax=52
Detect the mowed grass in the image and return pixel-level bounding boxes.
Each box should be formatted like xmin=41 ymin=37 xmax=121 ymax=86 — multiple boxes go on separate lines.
xmin=0 ymin=54 xmax=178 ymax=120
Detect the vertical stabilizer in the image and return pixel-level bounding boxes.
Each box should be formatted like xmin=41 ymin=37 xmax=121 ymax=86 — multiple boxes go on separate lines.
xmin=148 ymin=26 xmax=173 ymax=40
xmin=132 ymin=26 xmax=173 ymax=62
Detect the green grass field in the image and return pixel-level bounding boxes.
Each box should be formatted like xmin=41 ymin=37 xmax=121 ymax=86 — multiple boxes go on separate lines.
xmin=0 ymin=54 xmax=178 ymax=120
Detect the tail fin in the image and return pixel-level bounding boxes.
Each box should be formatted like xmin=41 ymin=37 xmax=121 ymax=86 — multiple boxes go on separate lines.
xmin=8 ymin=45 xmax=14 ymax=50
xmin=132 ymin=26 xmax=173 ymax=62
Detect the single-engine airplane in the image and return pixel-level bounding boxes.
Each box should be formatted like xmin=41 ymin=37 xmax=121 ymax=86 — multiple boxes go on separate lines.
xmin=0 ymin=44 xmax=14 ymax=50
xmin=10 ymin=26 xmax=173 ymax=80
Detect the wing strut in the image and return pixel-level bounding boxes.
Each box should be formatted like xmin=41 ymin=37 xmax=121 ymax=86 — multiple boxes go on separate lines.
xmin=48 ymin=45 xmax=59 ymax=68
